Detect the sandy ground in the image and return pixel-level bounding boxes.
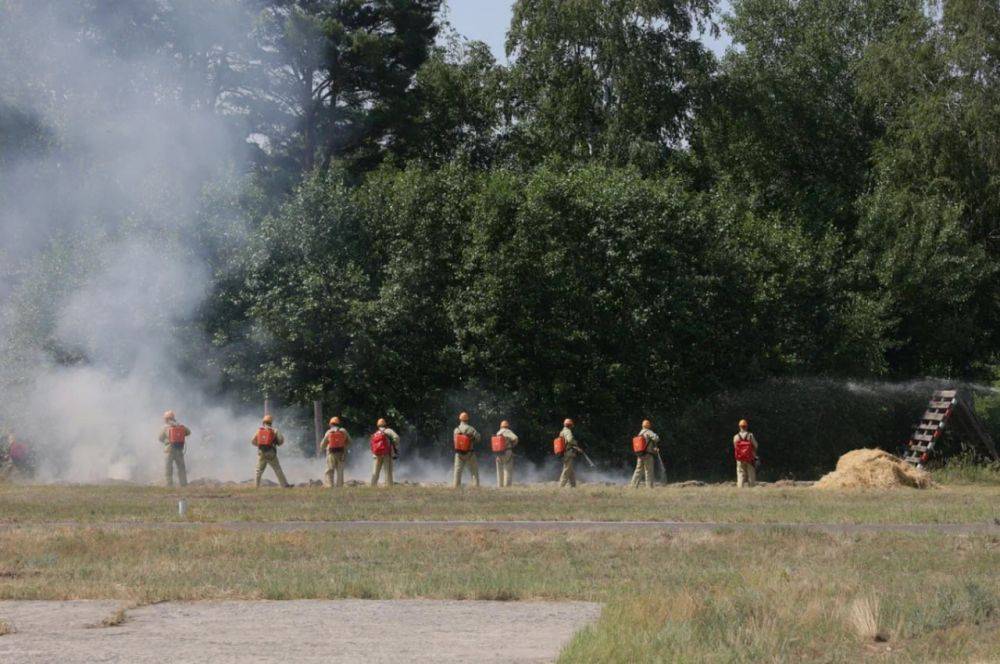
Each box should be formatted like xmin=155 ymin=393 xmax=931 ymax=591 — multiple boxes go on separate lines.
xmin=0 ymin=599 xmax=601 ymax=663
xmin=3 ymin=519 xmax=998 ymax=535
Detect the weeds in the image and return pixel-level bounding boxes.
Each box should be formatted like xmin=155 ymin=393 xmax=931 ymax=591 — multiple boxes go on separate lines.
xmin=934 ymin=453 xmax=1000 ymax=486
xmin=2 ymin=485 xmax=999 ymax=661
xmin=2 ymin=483 xmax=998 ymax=525
xmin=88 ymin=607 xmax=128 ymax=629
xmin=849 ymin=596 xmax=886 ymax=642
xmin=0 ymin=619 xmax=15 ymax=636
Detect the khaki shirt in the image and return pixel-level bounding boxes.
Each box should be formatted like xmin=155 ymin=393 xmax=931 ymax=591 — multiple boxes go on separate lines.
xmin=560 ymin=427 xmax=579 ymax=450
xmin=454 ymin=422 xmax=481 ymax=449
xmin=733 ymin=431 xmax=758 ymax=451
xmin=379 ymin=427 xmax=401 ymax=446
xmin=496 ymin=427 xmax=519 ymax=447
xmin=638 ymin=427 xmax=660 ymax=453
xmin=324 ymin=426 xmax=351 ymax=451
xmin=251 ymin=425 xmax=285 ymax=447
xmin=158 ymin=423 xmax=192 ymax=445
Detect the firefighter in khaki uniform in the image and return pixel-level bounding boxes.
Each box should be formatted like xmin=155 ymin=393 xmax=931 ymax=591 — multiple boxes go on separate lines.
xmin=491 ymin=420 xmax=518 ymax=488
xmin=252 ymin=415 xmax=291 ymax=488
xmin=158 ymin=410 xmax=191 ymax=487
xmin=370 ymin=418 xmax=400 ymax=487
xmin=630 ymin=419 xmax=660 ymax=488
xmin=452 ymin=412 xmax=481 ymax=488
xmin=733 ymin=419 xmax=758 ymax=488
xmin=322 ymin=416 xmax=350 ymax=488
xmin=556 ymin=418 xmax=580 ymax=488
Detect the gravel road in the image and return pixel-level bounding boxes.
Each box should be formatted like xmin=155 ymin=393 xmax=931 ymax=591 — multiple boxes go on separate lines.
xmin=0 ymin=599 xmax=601 ymax=663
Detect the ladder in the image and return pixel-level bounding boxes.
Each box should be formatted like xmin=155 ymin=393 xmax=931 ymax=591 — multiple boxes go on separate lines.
xmin=904 ymin=390 xmax=999 ymax=466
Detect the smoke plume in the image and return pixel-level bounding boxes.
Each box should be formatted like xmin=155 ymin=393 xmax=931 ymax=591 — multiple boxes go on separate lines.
xmin=0 ymin=0 xmax=293 ymax=483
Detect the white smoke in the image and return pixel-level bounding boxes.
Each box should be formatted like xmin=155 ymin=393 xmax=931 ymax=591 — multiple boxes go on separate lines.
xmin=0 ymin=1 xmax=293 ymax=483
xmin=844 ymin=378 xmax=1000 ymax=396
xmin=0 ymin=2 xmax=702 ymax=488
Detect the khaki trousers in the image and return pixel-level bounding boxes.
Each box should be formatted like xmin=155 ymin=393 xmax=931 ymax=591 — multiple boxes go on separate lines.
xmin=737 ymin=461 xmax=756 ymax=487
xmin=495 ymin=450 xmax=513 ymax=487
xmin=164 ymin=445 xmax=187 ymax=487
xmin=255 ymin=448 xmax=289 ymax=487
xmin=453 ymin=452 xmax=480 ymax=488
xmin=630 ymin=454 xmax=655 ymax=488
xmin=559 ymin=452 xmax=577 ymax=487
xmin=371 ymin=455 xmax=394 ymax=487
xmin=325 ymin=449 xmax=346 ymax=487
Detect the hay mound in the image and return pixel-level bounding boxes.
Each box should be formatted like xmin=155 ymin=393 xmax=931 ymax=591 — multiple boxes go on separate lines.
xmin=814 ymin=448 xmax=932 ymax=490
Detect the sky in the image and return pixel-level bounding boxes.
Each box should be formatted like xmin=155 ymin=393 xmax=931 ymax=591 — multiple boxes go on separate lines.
xmin=445 ymin=0 xmax=733 ymax=63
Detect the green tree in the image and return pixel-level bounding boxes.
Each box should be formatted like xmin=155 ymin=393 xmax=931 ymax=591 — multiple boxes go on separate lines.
xmin=505 ymin=0 xmax=716 ymax=169
xmin=234 ymin=0 xmax=442 ymax=181
xmin=692 ymin=0 xmax=919 ymax=233
xmin=395 ymin=37 xmax=506 ymax=168
xmin=214 ymin=168 xmax=375 ymax=411
xmin=856 ymin=0 xmax=1000 ymax=376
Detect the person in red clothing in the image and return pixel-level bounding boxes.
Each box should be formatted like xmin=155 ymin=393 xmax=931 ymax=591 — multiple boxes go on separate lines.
xmin=733 ymin=419 xmax=759 ymax=487
xmin=252 ymin=415 xmax=291 ymax=488
xmin=322 ymin=416 xmax=351 ymax=488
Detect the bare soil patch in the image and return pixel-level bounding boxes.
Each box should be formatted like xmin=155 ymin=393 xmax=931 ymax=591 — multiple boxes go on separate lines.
xmin=0 ymin=600 xmax=600 ymax=663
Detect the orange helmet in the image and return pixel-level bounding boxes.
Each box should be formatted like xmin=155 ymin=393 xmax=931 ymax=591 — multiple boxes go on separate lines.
xmin=500 ymin=420 xmax=510 ymax=429
xmin=377 ymin=417 xmax=387 ymax=427
xmin=459 ymin=411 xmax=470 ymax=422
xmin=642 ymin=419 xmax=652 ymax=429
xmin=262 ymin=414 xmax=273 ymax=425
xmin=738 ymin=419 xmax=748 ymax=429
xmin=329 ymin=416 xmax=341 ymax=426
xmin=563 ymin=418 xmax=574 ymax=427
xmin=163 ymin=410 xmax=176 ymax=422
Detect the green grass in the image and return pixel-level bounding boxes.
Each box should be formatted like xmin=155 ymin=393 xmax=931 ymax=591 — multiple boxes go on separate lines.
xmin=2 ymin=483 xmax=998 ymax=661
xmin=933 ymin=456 xmax=1000 ymax=486
xmin=1 ymin=483 xmax=999 ymax=525
xmin=0 ymin=525 xmax=997 ymax=661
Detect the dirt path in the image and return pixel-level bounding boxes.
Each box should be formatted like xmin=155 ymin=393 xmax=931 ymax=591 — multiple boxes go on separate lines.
xmin=3 ymin=519 xmax=999 ymax=534
xmin=0 ymin=600 xmax=601 ymax=663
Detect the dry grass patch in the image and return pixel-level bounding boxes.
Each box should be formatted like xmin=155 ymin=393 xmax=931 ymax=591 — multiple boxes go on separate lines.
xmin=0 ymin=518 xmax=997 ymax=660
xmin=2 ymin=483 xmax=999 ymax=525
xmin=0 ymin=619 xmax=15 ymax=636
xmin=0 ymin=478 xmax=994 ymax=664
xmin=848 ymin=596 xmax=887 ymax=642
xmin=88 ymin=606 xmax=128 ymax=629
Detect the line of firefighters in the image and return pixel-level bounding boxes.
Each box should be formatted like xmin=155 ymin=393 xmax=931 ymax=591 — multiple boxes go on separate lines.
xmin=158 ymin=411 xmax=761 ymax=489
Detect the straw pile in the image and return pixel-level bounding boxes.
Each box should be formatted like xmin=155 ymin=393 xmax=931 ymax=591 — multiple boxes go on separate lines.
xmin=814 ymin=448 xmax=933 ymax=489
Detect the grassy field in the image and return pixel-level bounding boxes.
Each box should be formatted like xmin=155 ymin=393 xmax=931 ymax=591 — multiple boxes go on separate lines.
xmin=1 ymin=482 xmax=999 ymax=525
xmin=0 ymin=525 xmax=998 ymax=661
xmin=1 ymin=483 xmax=998 ymax=662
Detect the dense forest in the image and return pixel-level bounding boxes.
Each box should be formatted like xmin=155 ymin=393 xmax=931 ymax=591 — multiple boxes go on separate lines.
xmin=1 ymin=0 xmax=998 ymax=477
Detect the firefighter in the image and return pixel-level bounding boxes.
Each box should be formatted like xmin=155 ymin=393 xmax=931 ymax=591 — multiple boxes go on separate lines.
xmin=733 ymin=419 xmax=758 ymax=488
xmin=0 ymin=432 xmax=10 ymax=475
xmin=630 ymin=419 xmax=660 ymax=488
xmin=0 ymin=433 xmax=34 ymax=481
xmin=322 ymin=416 xmax=350 ymax=488
xmin=452 ymin=411 xmax=481 ymax=488
xmin=0 ymin=432 xmax=14 ymax=481
xmin=251 ymin=415 xmax=291 ymax=488
xmin=158 ymin=410 xmax=191 ymax=487
xmin=557 ymin=418 xmax=580 ymax=488
xmin=492 ymin=420 xmax=518 ymax=488
xmin=370 ymin=418 xmax=399 ymax=487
